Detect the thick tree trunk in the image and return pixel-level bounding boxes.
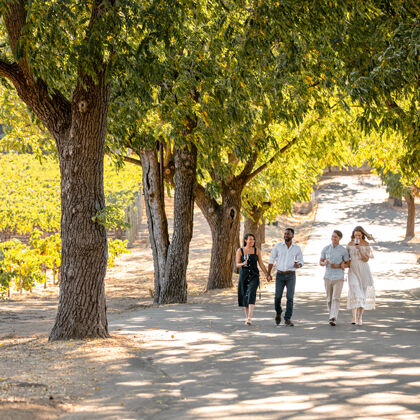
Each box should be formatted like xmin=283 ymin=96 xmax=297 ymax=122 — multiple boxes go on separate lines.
xmin=140 ymin=147 xmax=169 ymax=303
xmin=140 ymin=144 xmax=197 ymax=304
xmin=200 ymin=190 xmax=242 ymax=290
xmin=2 ymin=1 xmax=118 ymax=341
xmin=404 ymin=192 xmax=415 ymax=239
xmin=160 ymin=145 xmax=197 ymax=303
xmin=49 ymin=77 xmax=110 ymax=340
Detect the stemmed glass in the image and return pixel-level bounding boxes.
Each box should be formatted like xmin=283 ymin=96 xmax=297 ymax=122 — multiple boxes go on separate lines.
xmin=325 ymin=252 xmax=331 ymax=266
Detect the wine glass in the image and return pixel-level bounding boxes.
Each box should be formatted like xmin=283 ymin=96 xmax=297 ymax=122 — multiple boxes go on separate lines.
xmin=244 ymin=254 xmax=249 ymax=266
xmin=325 ymin=252 xmax=331 ymax=266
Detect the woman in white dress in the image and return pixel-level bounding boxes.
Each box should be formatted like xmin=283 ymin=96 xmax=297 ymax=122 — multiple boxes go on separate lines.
xmin=347 ymin=226 xmax=375 ymax=325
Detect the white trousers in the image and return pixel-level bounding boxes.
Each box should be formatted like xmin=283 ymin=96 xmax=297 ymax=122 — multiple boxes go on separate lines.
xmin=324 ymin=278 xmax=344 ymax=320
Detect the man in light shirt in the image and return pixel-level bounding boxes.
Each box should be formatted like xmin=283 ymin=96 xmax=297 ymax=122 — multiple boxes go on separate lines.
xmin=267 ymin=228 xmax=304 ymax=326
xmin=320 ymin=230 xmax=350 ymax=326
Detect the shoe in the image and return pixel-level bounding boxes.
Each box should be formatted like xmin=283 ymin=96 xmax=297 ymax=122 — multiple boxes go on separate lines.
xmin=285 ymin=319 xmax=294 ymax=326
xmin=329 ymin=318 xmax=336 ymax=326
xmin=246 ymin=319 xmax=252 ymax=326
xmin=351 ymin=321 xmax=356 ymax=325
xmin=357 ymin=319 xmax=363 ymax=326
xmin=275 ymin=314 xmax=281 ymax=325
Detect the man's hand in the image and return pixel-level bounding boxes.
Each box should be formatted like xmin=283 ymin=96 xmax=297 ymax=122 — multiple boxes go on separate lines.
xmin=293 ymin=262 xmax=302 ymax=268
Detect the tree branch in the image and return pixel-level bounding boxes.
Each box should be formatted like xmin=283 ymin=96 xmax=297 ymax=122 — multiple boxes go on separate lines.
xmin=2 ymin=1 xmax=72 ymax=136
xmin=0 ymin=59 xmax=23 ymax=84
xmin=237 ymin=151 xmax=259 ymax=183
xmin=194 ymin=183 xmax=219 ymax=227
xmin=243 ymin=137 xmax=298 ymax=184
xmin=122 ymin=155 xmax=142 ymax=166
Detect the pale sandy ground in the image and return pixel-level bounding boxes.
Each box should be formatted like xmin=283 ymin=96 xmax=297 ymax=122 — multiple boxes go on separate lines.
xmin=0 ymin=181 xmax=314 ymax=419
xmin=0 ymin=174 xmax=418 ymax=419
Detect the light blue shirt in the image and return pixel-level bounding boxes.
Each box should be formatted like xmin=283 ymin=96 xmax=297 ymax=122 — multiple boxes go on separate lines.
xmin=321 ymin=244 xmax=350 ymax=281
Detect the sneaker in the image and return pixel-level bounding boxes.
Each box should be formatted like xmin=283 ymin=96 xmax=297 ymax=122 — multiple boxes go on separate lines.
xmin=329 ymin=318 xmax=336 ymax=326
xmin=285 ymin=319 xmax=294 ymax=326
xmin=275 ymin=314 xmax=281 ymax=325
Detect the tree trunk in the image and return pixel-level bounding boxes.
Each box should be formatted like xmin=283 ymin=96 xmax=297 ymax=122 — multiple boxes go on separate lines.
xmin=140 ymin=147 xmax=169 ymax=303
xmin=392 ymin=196 xmax=403 ymax=207
xmin=199 ymin=189 xmax=242 ymax=290
xmin=2 ymin=1 xmax=117 ymax=341
xmin=244 ymin=207 xmax=266 ymax=247
xmin=140 ymin=144 xmax=197 ymax=304
xmin=160 ymin=145 xmax=197 ymax=303
xmin=404 ymin=192 xmax=415 ymax=239
xmin=49 ymin=77 xmax=110 ymax=340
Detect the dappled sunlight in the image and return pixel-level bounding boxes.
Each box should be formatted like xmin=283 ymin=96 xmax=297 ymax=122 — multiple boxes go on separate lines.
xmin=106 ymin=285 xmax=420 ymax=419
xmin=68 ymin=175 xmax=419 ymax=419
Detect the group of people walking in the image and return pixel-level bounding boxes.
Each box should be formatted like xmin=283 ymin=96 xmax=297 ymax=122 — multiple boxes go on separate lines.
xmin=237 ymin=226 xmax=375 ymax=327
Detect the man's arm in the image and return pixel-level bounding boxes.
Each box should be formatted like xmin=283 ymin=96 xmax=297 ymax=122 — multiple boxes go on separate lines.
xmin=267 ymin=263 xmax=273 ymax=281
xmin=320 ymin=247 xmax=326 ymax=266
xmin=294 ymin=247 xmax=304 ymax=268
xmin=267 ymin=246 xmax=277 ymax=281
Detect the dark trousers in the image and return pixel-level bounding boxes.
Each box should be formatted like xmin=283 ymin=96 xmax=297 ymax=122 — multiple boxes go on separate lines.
xmin=275 ymin=272 xmax=296 ymax=320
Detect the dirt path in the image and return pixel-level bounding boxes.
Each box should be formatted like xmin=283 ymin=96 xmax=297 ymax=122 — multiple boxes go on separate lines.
xmin=0 ymin=186 xmax=314 ymax=419
xmin=1 ymin=174 xmax=419 ymax=419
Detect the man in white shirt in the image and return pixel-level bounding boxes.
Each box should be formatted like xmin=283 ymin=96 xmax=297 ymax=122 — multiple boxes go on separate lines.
xmin=267 ymin=228 xmax=304 ymax=326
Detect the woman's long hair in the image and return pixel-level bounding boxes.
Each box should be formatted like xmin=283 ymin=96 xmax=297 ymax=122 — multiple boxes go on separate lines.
xmin=351 ymin=226 xmax=375 ymax=241
xmin=243 ymin=233 xmax=256 ymax=247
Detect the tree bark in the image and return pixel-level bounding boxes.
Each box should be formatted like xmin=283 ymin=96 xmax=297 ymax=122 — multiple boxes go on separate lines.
xmin=140 ymin=143 xmax=197 ymax=303
xmin=196 ymin=186 xmax=242 ymax=289
xmin=160 ymin=145 xmax=197 ymax=303
xmin=1 ymin=1 xmax=111 ymax=340
xmin=404 ymin=191 xmax=415 ymax=239
xmin=140 ymin=147 xmax=169 ymax=303
xmin=49 ymin=73 xmax=110 ymax=340
xmin=244 ymin=206 xmax=266 ymax=247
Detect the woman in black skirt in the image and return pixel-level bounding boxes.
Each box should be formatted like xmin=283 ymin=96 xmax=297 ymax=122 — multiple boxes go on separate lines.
xmin=236 ymin=233 xmax=269 ymax=325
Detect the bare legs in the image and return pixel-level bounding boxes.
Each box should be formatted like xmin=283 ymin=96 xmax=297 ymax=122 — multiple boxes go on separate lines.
xmin=352 ymin=307 xmax=364 ymax=325
xmin=244 ymin=304 xmax=255 ymax=325
xmin=357 ymin=307 xmax=364 ymax=325
xmin=351 ymin=308 xmax=357 ymax=324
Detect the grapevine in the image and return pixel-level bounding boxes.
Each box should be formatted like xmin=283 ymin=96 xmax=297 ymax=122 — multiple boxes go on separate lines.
xmin=0 ymin=153 xmax=142 ymax=297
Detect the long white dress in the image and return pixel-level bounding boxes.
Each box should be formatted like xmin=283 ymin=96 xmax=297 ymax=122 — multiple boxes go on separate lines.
xmin=347 ymin=245 xmax=375 ymax=310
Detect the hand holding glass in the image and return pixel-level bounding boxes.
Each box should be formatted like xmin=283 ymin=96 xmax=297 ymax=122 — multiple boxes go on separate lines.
xmin=325 ymin=253 xmax=331 ymax=266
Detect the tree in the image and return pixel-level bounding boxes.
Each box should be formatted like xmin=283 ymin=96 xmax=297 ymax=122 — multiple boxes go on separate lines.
xmin=0 ymin=0 xmax=142 ymax=340
xmin=331 ymin=2 xmax=419 ymax=176
xmin=376 ymin=168 xmax=418 ymax=239
xmin=106 ymin=2 xmax=205 ymax=304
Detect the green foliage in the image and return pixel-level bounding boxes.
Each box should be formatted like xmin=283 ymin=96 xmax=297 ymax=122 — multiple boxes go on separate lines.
xmin=375 ymin=169 xmax=407 ymax=200
xmin=107 ymin=238 xmax=130 ymax=268
xmin=330 ymin=1 xmax=420 ymax=175
xmin=0 ymin=153 xmax=141 ymax=297
xmin=0 ymin=0 xmax=146 ymax=97
xmin=0 ymin=86 xmax=55 ymax=158
xmin=0 ymin=238 xmax=47 ymax=297
xmin=0 ymin=153 xmax=142 ymax=235
xmin=0 ymin=234 xmax=129 ymax=296
xmin=92 ymin=205 xmax=129 ymax=230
